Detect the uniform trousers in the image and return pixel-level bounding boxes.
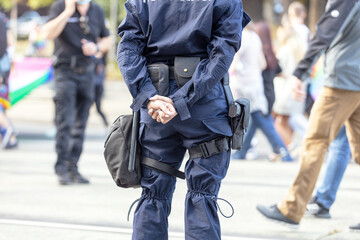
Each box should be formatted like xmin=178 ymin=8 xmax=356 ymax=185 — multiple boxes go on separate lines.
xmin=132 ymin=79 xmax=232 ymax=240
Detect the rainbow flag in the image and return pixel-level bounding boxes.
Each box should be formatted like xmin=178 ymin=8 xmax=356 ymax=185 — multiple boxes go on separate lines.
xmin=8 ymin=57 xmax=53 ymax=106
xmin=309 ymin=56 xmax=325 ymax=100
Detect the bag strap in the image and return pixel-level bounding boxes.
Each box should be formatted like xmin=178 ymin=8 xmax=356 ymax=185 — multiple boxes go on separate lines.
xmin=142 ymin=156 xmax=185 ymax=179
xmin=188 ymin=137 xmax=230 ymax=159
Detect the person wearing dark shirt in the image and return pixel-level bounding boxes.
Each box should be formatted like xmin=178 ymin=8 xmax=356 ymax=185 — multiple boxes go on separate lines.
xmin=117 ymin=0 xmax=249 ymax=239
xmin=42 ymin=0 xmax=111 ymax=185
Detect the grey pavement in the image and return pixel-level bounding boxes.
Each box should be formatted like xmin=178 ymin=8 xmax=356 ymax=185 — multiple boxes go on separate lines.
xmin=0 ymin=81 xmax=359 ymax=240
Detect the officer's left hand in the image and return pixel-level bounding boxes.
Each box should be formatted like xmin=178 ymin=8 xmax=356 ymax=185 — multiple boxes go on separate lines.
xmin=148 ymin=95 xmax=177 ymax=124
xmin=81 ymin=39 xmax=98 ymax=56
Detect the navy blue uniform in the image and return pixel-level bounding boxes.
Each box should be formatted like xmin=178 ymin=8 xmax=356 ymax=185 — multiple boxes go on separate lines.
xmin=117 ymin=0 xmax=249 ymax=239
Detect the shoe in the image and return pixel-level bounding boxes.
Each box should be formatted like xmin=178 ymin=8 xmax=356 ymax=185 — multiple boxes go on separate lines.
xmin=2 ymin=127 xmax=18 ymax=150
xmin=57 ymin=172 xmax=73 ymax=185
xmin=70 ymin=170 xmax=90 ymax=184
xmin=349 ymin=222 xmax=360 ymax=231
xmin=306 ymin=196 xmax=331 ymax=219
xmin=256 ymin=204 xmax=299 ymax=229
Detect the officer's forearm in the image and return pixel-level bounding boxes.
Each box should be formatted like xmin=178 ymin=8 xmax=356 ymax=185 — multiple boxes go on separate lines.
xmin=96 ymin=36 xmax=112 ymax=54
xmin=41 ymin=10 xmax=73 ymax=40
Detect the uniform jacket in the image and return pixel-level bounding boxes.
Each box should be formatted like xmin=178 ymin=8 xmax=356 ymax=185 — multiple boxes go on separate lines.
xmin=293 ymin=0 xmax=360 ymax=91
xmin=117 ymin=0 xmax=250 ymax=121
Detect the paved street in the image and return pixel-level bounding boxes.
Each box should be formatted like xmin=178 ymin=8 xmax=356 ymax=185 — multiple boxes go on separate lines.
xmin=0 ymin=81 xmax=359 ymax=240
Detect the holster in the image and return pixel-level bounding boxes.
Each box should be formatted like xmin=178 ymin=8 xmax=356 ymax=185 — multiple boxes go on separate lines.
xmin=228 ymin=98 xmax=250 ymax=150
xmin=222 ymin=73 xmax=250 ymax=150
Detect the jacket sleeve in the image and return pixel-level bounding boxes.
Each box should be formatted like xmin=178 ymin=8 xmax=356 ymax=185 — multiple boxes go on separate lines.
xmin=169 ymin=2 xmax=251 ymax=121
xmin=293 ymin=0 xmax=357 ymax=81
xmin=117 ymin=1 xmax=158 ymax=112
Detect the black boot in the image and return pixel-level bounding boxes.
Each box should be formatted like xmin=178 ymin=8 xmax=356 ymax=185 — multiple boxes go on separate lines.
xmin=70 ymin=169 xmax=90 ymax=184
xmin=56 ymin=171 xmax=72 ymax=185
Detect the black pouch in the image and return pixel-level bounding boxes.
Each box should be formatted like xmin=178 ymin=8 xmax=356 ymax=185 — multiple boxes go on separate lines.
xmin=147 ymin=63 xmax=169 ymax=96
xmin=228 ymin=98 xmax=250 ymax=150
xmin=174 ymin=56 xmax=200 ymax=88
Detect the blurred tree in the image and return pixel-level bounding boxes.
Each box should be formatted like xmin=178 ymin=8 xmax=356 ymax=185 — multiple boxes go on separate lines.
xmin=27 ymin=0 xmax=54 ymax=9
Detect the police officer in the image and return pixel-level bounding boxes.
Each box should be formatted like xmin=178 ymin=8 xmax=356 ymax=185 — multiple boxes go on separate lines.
xmin=42 ymin=0 xmax=111 ymax=185
xmin=117 ymin=0 xmax=249 ymax=239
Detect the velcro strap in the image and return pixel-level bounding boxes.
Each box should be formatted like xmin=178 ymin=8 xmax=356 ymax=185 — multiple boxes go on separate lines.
xmin=188 ymin=137 xmax=230 ymax=159
xmin=142 ymin=156 xmax=185 ymax=179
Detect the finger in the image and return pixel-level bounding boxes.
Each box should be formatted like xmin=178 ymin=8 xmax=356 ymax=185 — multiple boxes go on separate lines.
xmin=157 ymin=103 xmax=175 ymax=115
xmin=150 ymin=95 xmax=173 ymax=104
xmin=152 ymin=110 xmax=159 ymax=120
xmin=148 ymin=108 xmax=154 ymax=116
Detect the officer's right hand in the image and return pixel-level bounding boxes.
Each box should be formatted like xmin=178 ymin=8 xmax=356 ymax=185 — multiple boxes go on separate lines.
xmin=64 ymin=0 xmax=78 ymax=16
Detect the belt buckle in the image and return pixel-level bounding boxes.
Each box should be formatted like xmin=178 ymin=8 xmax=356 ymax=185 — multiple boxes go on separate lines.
xmin=199 ymin=139 xmax=217 ymax=158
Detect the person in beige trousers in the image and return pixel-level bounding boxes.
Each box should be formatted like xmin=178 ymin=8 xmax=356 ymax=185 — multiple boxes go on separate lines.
xmin=257 ymin=0 xmax=360 ymax=228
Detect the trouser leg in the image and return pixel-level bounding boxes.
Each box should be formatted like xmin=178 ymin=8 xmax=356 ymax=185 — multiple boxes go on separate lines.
xmin=132 ymin=119 xmax=186 ymax=240
xmin=278 ymin=87 xmax=357 ymax=222
xmin=345 ymin=100 xmax=360 ymax=164
xmin=184 ymin=150 xmax=231 ymax=240
xmin=54 ymin=70 xmax=77 ymax=174
xmin=316 ymin=126 xmax=351 ymax=209
xmin=68 ymin=71 xmax=95 ymax=170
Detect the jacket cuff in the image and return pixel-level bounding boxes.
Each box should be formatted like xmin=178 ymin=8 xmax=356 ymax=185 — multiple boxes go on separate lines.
xmin=172 ymin=97 xmax=191 ymax=121
xmin=130 ymin=85 xmax=157 ymax=112
xmin=293 ymin=69 xmax=309 ymax=82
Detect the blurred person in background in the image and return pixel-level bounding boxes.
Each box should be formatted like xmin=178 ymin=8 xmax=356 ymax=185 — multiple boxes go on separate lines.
xmin=93 ymin=54 xmax=108 ymax=128
xmin=230 ymin=23 xmax=293 ymax=162
xmin=257 ymin=0 xmax=360 ymax=229
xmin=288 ymin=1 xmax=314 ymax=117
xmin=0 ymin=11 xmax=17 ymax=150
xmin=42 ymin=0 xmax=111 ymax=185
xmin=272 ymin=14 xmax=308 ymax=153
xmin=26 ymin=24 xmax=47 ymax=57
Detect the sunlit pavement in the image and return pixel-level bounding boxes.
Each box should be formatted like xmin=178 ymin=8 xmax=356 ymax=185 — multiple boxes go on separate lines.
xmin=1 ymin=81 xmax=359 ymax=240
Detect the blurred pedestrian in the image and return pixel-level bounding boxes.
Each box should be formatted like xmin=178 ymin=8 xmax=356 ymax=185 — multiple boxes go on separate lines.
xmin=0 ymin=11 xmax=17 ymax=150
xmin=254 ymin=21 xmax=281 ymax=116
xmin=257 ymin=0 xmax=360 ymax=228
xmin=117 ymin=0 xmax=249 ymax=239
xmin=93 ymin=54 xmax=108 ymax=127
xmin=230 ymin=23 xmax=293 ymax=162
xmin=272 ymin=15 xmax=307 ymax=148
xmin=42 ymin=0 xmax=111 ymax=185
xmin=26 ymin=24 xmax=47 ymax=57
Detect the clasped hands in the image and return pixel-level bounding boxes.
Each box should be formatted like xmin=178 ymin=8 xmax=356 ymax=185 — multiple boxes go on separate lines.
xmin=147 ymin=95 xmax=178 ymax=124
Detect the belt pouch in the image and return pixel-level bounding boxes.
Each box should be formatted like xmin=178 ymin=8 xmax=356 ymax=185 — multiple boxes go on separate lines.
xmin=174 ymin=56 xmax=200 ymax=88
xmin=147 ymin=63 xmax=169 ymax=96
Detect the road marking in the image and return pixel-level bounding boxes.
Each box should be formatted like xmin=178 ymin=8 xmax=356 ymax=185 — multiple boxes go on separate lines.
xmin=0 ymin=218 xmax=277 ymax=240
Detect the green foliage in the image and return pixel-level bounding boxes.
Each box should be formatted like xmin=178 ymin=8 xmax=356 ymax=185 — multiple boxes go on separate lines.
xmin=0 ymin=0 xmax=18 ymax=10
xmin=27 ymin=0 xmax=54 ymax=9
